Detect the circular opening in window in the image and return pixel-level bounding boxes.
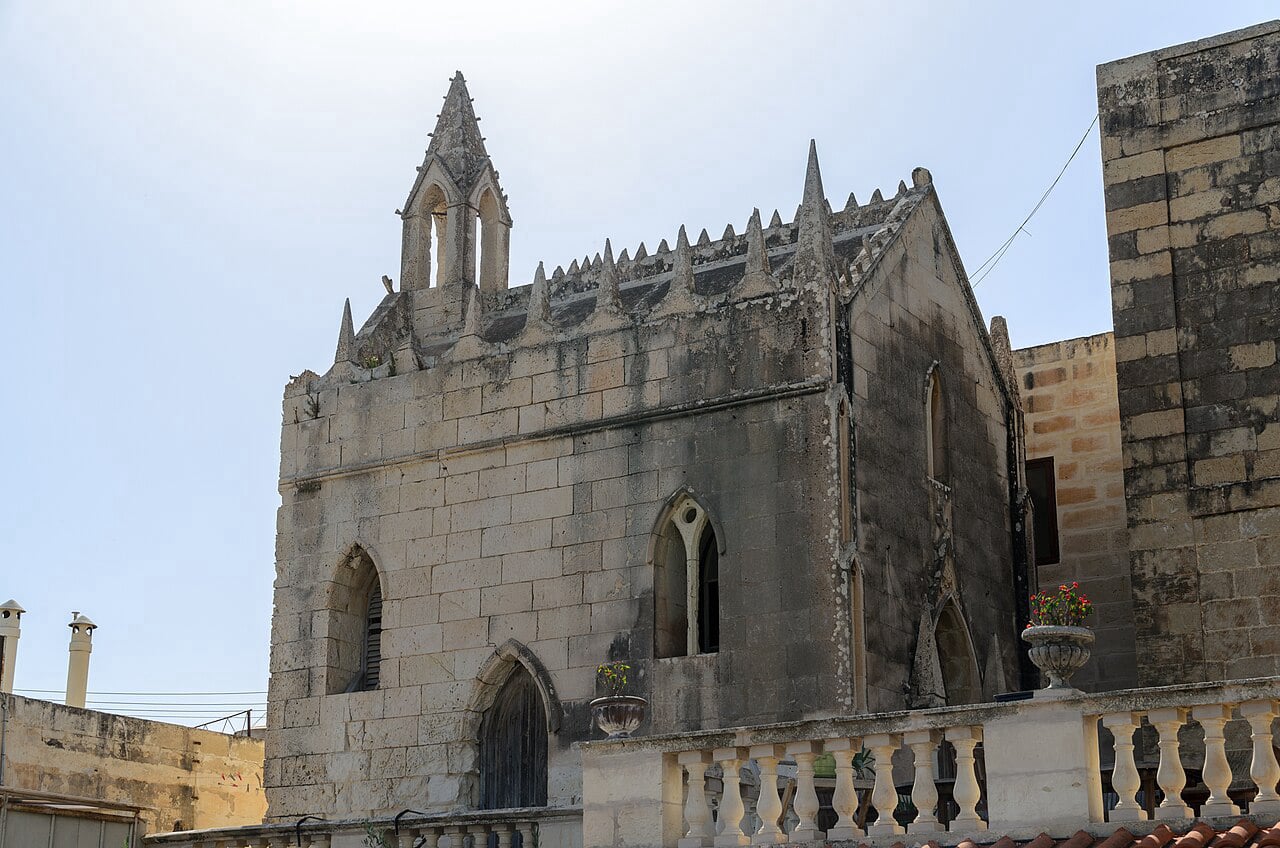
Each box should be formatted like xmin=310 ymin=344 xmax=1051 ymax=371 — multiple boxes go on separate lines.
xmin=683 ymin=507 xmax=698 ymax=523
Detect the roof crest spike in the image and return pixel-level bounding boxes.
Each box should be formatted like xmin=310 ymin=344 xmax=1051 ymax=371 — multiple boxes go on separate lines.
xmin=897 ymin=180 xmax=908 ymax=197
xmin=801 ymin=139 xmax=826 ymax=209
xmin=870 ymin=188 xmax=884 ymax=203
xmin=845 ymin=192 xmax=859 ymax=211
xmin=697 ymin=228 xmax=711 ymax=247
xmin=768 ymin=209 xmax=783 ymax=228
xmin=657 ymin=238 xmax=670 ymax=254
xmin=568 ymin=259 xmax=580 ymax=274
xmin=722 ymin=223 xmax=736 ymax=241
xmin=526 ymin=261 xmax=551 ymax=329
xmin=672 ymin=225 xmax=696 ymax=299
xmin=739 ymin=207 xmax=775 ymax=298
xmin=793 ymin=140 xmax=837 ymax=284
xmin=618 ymin=247 xmax=630 ymax=264
xmin=335 ymin=298 xmax=355 ymax=364
xmin=635 ymin=242 xmax=647 ymax=261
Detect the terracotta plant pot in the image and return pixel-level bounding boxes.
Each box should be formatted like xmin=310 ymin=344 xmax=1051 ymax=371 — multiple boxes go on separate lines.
xmin=1022 ymin=625 xmax=1094 ymax=691
xmin=590 ymin=695 xmax=647 ymax=738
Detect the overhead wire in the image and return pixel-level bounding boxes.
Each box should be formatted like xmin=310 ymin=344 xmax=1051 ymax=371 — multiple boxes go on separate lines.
xmin=970 ymin=113 xmax=1100 ymax=288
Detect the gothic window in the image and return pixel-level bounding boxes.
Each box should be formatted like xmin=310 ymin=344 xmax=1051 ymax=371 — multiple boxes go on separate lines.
xmin=654 ymin=496 xmax=720 ymax=658
xmin=838 ymin=400 xmax=855 ymax=544
xmin=479 ymin=665 xmax=548 ymax=809
xmin=926 ymin=367 xmax=948 ymax=484
xmin=476 ymin=186 xmax=508 ymax=292
xmin=412 ymin=182 xmax=448 ymax=288
xmin=324 ymin=545 xmax=384 ymax=695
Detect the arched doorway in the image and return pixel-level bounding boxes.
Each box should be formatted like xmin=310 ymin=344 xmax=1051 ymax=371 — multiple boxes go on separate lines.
xmin=479 ymin=664 xmax=548 ymax=809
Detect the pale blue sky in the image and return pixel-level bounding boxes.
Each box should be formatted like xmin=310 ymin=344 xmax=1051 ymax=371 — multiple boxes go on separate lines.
xmin=1 ymin=2 xmax=1273 ymax=724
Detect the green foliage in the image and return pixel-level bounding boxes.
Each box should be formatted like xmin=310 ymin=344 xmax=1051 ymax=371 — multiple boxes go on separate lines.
xmin=596 ymin=661 xmax=631 ymax=695
xmin=363 ymin=822 xmax=392 ymax=848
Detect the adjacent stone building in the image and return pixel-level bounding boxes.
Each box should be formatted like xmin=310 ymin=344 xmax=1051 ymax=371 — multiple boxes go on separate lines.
xmin=1012 ymin=333 xmax=1136 ymax=693
xmin=265 ymin=75 xmax=1031 ymax=819
xmin=1098 ymin=21 xmax=1280 ymax=686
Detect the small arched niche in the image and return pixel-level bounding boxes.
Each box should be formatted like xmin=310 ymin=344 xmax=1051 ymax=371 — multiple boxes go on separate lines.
xmin=475 ymin=186 xmax=509 ymax=294
xmin=652 ymin=493 xmax=721 ymax=659
xmin=926 ymin=364 xmax=949 ymax=484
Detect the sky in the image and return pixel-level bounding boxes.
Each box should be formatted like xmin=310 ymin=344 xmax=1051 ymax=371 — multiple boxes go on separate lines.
xmin=1 ymin=1 xmax=1274 ymax=726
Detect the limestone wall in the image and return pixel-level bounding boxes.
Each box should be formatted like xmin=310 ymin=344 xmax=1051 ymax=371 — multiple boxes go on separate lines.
xmin=850 ymin=195 xmax=1023 ymax=709
xmin=1013 ymin=332 xmax=1136 ymax=691
xmin=1 ymin=694 xmax=266 ymax=835
xmin=1099 ymin=21 xmax=1280 ymax=684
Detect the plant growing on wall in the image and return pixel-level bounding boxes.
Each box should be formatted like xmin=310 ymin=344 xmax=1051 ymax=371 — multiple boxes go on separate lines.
xmin=1027 ymin=582 xmax=1092 ymax=627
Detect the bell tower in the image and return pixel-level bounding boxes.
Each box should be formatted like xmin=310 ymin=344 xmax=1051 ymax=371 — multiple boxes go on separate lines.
xmin=399 ymin=73 xmax=512 ymax=333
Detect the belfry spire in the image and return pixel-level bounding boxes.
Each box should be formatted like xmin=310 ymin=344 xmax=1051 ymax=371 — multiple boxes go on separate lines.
xmin=426 ymin=72 xmax=490 ymax=190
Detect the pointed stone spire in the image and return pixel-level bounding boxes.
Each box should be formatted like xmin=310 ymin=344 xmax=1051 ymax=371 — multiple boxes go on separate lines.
xmin=794 ymin=139 xmax=837 ymax=284
xmin=335 ymin=298 xmax=355 ymax=364
xmin=897 ymin=180 xmax=908 ymax=197
xmin=824 ymin=198 xmax=833 ymax=215
xmin=722 ymin=223 xmax=736 ymax=241
xmin=592 ymin=252 xmax=602 ymax=269
xmin=870 ymin=188 xmax=884 ymax=203
xmin=845 ymin=192 xmax=859 ymax=211
xmin=568 ymin=258 xmax=580 ymax=274
xmin=528 ymin=261 xmax=552 ymax=328
xmin=635 ymin=242 xmax=647 ymax=261
xmin=740 ymin=207 xmax=776 ymax=297
xmin=657 ymin=238 xmax=670 ymax=254
xmin=598 ymin=239 xmax=623 ymax=313
xmin=697 ymin=228 xmax=711 ymax=247
xmin=769 ymin=209 xmax=783 ymax=229
xmin=618 ymin=247 xmax=630 ymax=265
xmin=552 ymin=265 xmax=564 ymax=281
xmin=426 ymin=72 xmax=490 ymax=191
xmin=652 ymin=224 xmax=698 ymax=318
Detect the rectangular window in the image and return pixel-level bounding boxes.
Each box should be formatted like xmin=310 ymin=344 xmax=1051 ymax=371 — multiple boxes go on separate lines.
xmin=1025 ymin=457 xmax=1060 ymax=565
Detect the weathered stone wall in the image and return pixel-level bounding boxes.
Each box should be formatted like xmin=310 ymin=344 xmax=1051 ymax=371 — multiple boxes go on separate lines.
xmin=1098 ymin=21 xmax=1280 ymax=685
xmin=850 ymin=196 xmax=1022 ymax=710
xmin=2 ymin=694 xmax=266 ymax=834
xmin=1013 ymin=333 xmax=1136 ymax=691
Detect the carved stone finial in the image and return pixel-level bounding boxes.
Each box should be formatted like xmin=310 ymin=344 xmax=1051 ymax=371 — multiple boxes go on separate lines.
xmin=634 ymin=242 xmax=648 ymax=261
xmin=617 ymin=247 xmax=630 ymax=265
xmin=912 ymin=167 xmax=933 ymax=188
xmin=335 ymin=298 xmax=355 ymax=364
xmin=650 ymin=224 xmax=698 ymax=318
xmin=568 ymin=258 xmax=580 ymax=274
xmin=768 ymin=209 xmax=783 ymax=229
xmin=870 ymin=188 xmax=884 ymax=204
xmin=697 ymin=228 xmax=711 ymax=247
xmin=897 ymin=180 xmax=908 ymax=197
xmin=599 ymin=239 xmax=623 ymax=313
xmin=657 ymin=238 xmax=670 ymax=254
xmin=722 ymin=223 xmax=736 ymax=241
xmin=845 ymin=192 xmax=859 ymax=211
xmin=527 ymin=262 xmax=552 ymax=329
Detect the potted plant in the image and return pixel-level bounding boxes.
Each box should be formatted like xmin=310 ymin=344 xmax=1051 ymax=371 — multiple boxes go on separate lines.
xmin=590 ymin=661 xmax=647 ymax=738
xmin=1021 ymin=582 xmax=1094 ymax=692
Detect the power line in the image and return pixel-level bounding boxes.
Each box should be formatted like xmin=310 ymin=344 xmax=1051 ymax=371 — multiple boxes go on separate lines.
xmin=15 ymin=688 xmax=267 ymax=696
xmin=970 ymin=114 xmax=1100 ymax=288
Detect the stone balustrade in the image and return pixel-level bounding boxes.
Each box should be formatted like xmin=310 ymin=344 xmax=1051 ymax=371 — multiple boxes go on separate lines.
xmin=579 ymin=677 xmax=1280 ymax=848
xmin=142 ymin=806 xmax=581 ymax=848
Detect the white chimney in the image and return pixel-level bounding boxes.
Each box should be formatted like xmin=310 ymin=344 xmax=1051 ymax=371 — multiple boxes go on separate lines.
xmin=0 ymin=599 xmax=24 ymax=694
xmin=65 ymin=611 xmax=96 ymax=709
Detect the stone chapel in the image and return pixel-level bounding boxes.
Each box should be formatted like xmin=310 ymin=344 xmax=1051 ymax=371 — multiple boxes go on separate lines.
xmin=266 ymin=73 xmax=1033 ymax=819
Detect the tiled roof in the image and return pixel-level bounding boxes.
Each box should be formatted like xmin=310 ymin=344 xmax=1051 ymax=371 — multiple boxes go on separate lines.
xmin=864 ymin=821 xmax=1280 ymax=848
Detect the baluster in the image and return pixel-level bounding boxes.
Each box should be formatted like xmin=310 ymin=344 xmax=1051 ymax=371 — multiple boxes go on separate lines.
xmin=442 ymin=825 xmax=465 ymax=848
xmin=1242 ymin=700 xmax=1280 ymax=815
xmin=713 ymin=747 xmax=751 ymax=847
xmin=946 ymin=726 xmax=986 ymax=831
xmin=515 ymin=824 xmax=533 ymax=848
xmin=1148 ymin=707 xmax=1191 ymax=820
xmin=785 ymin=741 xmax=823 ymax=842
xmin=1192 ymin=704 xmax=1240 ymax=816
xmin=1102 ymin=712 xmax=1147 ymax=822
xmin=824 ymin=737 xmax=864 ymax=841
xmin=904 ymin=729 xmax=942 ymax=833
xmin=494 ymin=826 xmax=513 ymax=848
xmin=680 ymin=750 xmax=716 ymax=847
xmin=864 ymin=733 xmax=904 ymax=836
xmin=749 ymin=744 xmax=785 ymax=844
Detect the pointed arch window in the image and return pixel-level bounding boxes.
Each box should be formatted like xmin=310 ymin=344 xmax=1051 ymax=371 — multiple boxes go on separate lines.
xmin=934 ymin=600 xmax=980 ymax=705
xmin=324 ymin=545 xmax=384 ymax=695
xmin=926 ymin=366 xmax=949 ymax=484
xmin=654 ymin=496 xmax=720 ymax=658
xmin=480 ymin=665 xmax=548 ymax=809
xmin=475 ymin=186 xmax=509 ymax=294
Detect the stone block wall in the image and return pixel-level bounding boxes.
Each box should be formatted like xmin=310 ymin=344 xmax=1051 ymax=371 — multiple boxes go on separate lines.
xmin=2 ymin=694 xmax=266 ymax=835
xmin=1098 ymin=21 xmax=1280 ymax=685
xmin=1013 ymin=332 xmax=1136 ymax=691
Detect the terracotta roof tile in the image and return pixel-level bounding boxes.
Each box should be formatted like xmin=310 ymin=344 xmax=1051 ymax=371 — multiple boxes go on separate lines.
xmin=1137 ymin=824 xmax=1179 ymax=848
xmin=1024 ymin=834 xmax=1057 ymax=848
xmin=1257 ymin=825 xmax=1280 ymax=848
xmin=990 ymin=836 xmax=1018 ymax=848
xmin=1060 ymin=830 xmax=1097 ymax=848
xmin=1213 ymin=821 xmax=1261 ymax=848
xmin=1174 ymin=823 xmax=1220 ymax=848
xmin=1098 ymin=827 xmax=1136 ymax=848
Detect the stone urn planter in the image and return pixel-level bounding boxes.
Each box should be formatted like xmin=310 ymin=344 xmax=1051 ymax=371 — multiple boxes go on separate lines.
xmin=1022 ymin=625 xmax=1094 ymax=692
xmin=590 ymin=695 xmax=648 ymax=738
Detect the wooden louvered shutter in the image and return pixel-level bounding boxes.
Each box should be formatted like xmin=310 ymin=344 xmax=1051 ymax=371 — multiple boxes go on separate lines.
xmin=361 ymin=583 xmax=382 ymax=690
